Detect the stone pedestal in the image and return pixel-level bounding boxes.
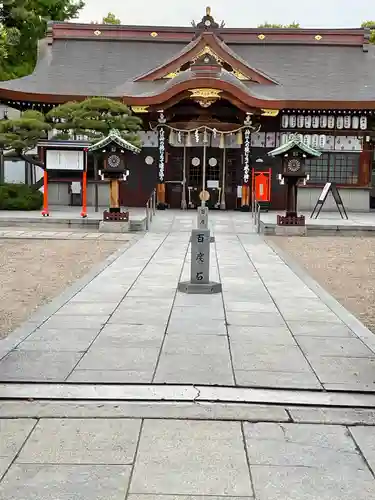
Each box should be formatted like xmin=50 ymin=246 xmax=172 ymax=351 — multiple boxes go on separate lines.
xmin=178 ymin=229 xmax=222 ymax=294
xmin=99 ymin=221 xmax=130 ymax=233
xmin=275 ymin=225 xmax=307 ymax=236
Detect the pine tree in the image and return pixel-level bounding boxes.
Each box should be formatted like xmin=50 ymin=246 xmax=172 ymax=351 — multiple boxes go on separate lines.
xmin=0 ymin=110 xmax=50 ymax=167
xmin=48 ymin=97 xmax=143 ymax=147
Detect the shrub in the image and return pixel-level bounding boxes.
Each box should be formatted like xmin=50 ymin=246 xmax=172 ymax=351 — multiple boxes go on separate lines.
xmin=0 ymin=183 xmax=43 ymax=210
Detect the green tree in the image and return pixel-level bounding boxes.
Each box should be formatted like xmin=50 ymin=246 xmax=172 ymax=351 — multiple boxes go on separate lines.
xmin=102 ymin=12 xmax=121 ymax=24
xmin=0 ymin=0 xmax=85 ymax=81
xmin=361 ymin=21 xmax=375 ymax=44
xmin=0 ymin=110 xmax=51 ymax=167
xmin=47 ymin=97 xmax=143 ymax=147
xmin=257 ymin=22 xmax=300 ymax=28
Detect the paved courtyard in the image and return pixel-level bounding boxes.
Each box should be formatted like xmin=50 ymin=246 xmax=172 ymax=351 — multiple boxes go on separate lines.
xmin=1 ymin=211 xmax=375 ymax=498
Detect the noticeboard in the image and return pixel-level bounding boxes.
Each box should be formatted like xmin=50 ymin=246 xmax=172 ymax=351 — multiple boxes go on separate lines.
xmin=311 ymin=182 xmax=348 ymax=220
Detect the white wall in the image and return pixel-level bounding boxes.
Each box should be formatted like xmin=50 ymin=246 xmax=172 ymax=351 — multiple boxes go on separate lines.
xmin=298 ymin=187 xmax=369 ymax=212
xmin=4 ymin=160 xmax=25 ymax=184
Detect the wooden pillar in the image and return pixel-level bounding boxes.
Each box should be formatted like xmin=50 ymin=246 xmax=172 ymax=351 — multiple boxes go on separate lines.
xmin=94 ymin=155 xmax=99 ymax=212
xmin=109 ymin=179 xmax=120 ymax=209
xmin=358 ymin=140 xmax=372 ymax=186
xmin=220 ymin=144 xmax=226 ymax=210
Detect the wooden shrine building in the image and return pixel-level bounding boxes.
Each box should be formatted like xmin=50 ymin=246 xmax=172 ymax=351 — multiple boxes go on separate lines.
xmin=0 ymin=7 xmax=375 ymax=211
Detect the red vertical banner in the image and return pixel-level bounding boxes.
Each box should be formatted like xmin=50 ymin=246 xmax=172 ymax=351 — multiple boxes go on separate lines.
xmin=41 ymin=170 xmax=49 ymax=216
xmin=81 ymin=149 xmax=88 ymax=218
xmin=252 ymin=168 xmax=272 ymax=203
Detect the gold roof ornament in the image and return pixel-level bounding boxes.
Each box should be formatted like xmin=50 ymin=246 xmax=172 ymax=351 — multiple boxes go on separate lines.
xmin=189 ymin=88 xmax=222 ymax=108
xmin=258 ymin=34 xmax=266 ymax=40
xmin=206 ymin=6 xmax=211 ymax=16
xmin=315 ymin=34 xmax=322 ymax=41
xmin=261 ymin=109 xmax=280 ymax=117
xmin=131 ymin=106 xmax=149 ymax=114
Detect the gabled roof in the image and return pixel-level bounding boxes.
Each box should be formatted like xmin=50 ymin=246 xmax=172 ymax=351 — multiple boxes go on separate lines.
xmin=134 ymin=31 xmax=277 ymax=84
xmin=88 ymin=129 xmax=140 ymax=154
xmin=0 ymin=15 xmax=374 ymax=109
xmin=268 ymin=134 xmax=322 ymax=157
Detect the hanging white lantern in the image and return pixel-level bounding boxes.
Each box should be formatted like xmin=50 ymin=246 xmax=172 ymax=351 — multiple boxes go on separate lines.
xmin=296 ymin=133 xmax=303 ymax=142
xmin=360 ymin=116 xmax=368 ymax=130
xmin=281 ymin=133 xmax=288 ymax=145
xmin=281 ymin=115 xmax=289 ymax=128
xmin=319 ymin=135 xmax=326 ymax=149
xmin=304 ymin=115 xmax=312 ymax=128
xmin=320 ymin=115 xmax=328 ymax=128
xmin=177 ymin=131 xmax=182 ymax=143
xmin=195 ymin=129 xmax=200 ymax=143
xmin=352 ymin=115 xmax=359 ymax=129
xmin=344 ymin=115 xmax=351 ymax=129
xmin=311 ymin=134 xmax=319 ymax=149
xmin=327 ymin=115 xmax=335 ymax=129
xmin=289 ymin=115 xmax=297 ymax=128
xmin=212 ymin=128 xmax=217 ymax=138
xmin=303 ymin=135 xmax=312 ymax=146
xmin=312 ymin=116 xmax=320 ymax=128
xmin=297 ymin=115 xmax=305 ymax=128
xmin=336 ymin=116 xmax=344 ymax=129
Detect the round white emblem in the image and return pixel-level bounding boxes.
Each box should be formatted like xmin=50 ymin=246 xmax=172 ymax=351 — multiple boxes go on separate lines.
xmin=108 ymin=154 xmax=121 ymax=168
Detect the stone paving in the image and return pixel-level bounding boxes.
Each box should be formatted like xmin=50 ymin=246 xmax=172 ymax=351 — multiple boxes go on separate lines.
xmin=1 ymin=417 xmax=375 ymax=499
xmin=1 ymin=211 xmax=375 ymax=499
xmin=0 ymin=228 xmax=134 ymax=240
xmin=0 ymin=212 xmax=374 ymax=389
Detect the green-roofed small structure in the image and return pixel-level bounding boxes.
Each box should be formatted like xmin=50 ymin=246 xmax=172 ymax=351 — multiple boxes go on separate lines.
xmin=88 ymin=129 xmax=141 ymax=154
xmin=268 ymin=134 xmax=322 ymax=158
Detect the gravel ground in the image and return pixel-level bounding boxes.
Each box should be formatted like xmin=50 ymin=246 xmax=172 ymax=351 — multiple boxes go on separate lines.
xmin=268 ymin=236 xmax=375 ymax=333
xmin=0 ymin=239 xmax=126 ymax=339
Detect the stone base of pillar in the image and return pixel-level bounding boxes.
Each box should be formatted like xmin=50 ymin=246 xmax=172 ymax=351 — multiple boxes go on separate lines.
xmin=99 ymin=221 xmax=130 ymax=233
xmin=177 ymin=281 xmax=222 ymax=294
xmin=275 ymin=225 xmax=307 ymax=236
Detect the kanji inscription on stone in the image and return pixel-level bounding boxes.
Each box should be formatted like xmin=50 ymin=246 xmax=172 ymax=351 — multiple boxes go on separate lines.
xmin=191 ymin=229 xmax=210 ymax=285
xmin=197 ymin=206 xmax=208 ymax=229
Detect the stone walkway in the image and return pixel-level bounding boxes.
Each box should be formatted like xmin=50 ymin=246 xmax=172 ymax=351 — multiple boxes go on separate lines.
xmin=0 ymin=212 xmax=374 ymax=390
xmin=1 ymin=211 xmax=375 ymax=499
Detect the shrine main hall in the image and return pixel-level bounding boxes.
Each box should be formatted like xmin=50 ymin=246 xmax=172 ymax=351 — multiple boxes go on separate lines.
xmin=0 ymin=7 xmax=375 ymax=211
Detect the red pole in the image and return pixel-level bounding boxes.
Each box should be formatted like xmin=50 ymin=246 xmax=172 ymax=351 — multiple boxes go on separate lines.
xmin=81 ymin=170 xmax=87 ymax=218
xmin=81 ymin=149 xmax=88 ymax=218
xmin=41 ymin=170 xmax=49 ymax=216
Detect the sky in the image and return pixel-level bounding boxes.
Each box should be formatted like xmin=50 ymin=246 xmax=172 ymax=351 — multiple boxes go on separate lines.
xmin=78 ymin=0 xmax=374 ymax=28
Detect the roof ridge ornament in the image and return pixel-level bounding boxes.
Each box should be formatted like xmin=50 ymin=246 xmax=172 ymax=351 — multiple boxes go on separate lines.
xmin=195 ymin=5 xmax=220 ymax=31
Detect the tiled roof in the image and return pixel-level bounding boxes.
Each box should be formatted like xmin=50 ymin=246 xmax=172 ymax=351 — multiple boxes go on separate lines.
xmin=0 ymin=25 xmax=375 ymax=104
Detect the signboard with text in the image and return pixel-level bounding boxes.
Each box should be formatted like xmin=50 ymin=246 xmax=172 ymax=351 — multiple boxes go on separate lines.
xmin=311 ymin=182 xmax=348 ymax=220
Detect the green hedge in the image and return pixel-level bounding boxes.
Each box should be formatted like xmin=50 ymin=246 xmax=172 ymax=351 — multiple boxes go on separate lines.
xmin=0 ymin=183 xmax=43 ymax=210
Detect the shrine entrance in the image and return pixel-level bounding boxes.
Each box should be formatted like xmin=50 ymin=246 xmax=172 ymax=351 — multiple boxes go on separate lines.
xmin=165 ymin=141 xmax=242 ymax=210
xmin=187 ymin=146 xmax=222 ymax=209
